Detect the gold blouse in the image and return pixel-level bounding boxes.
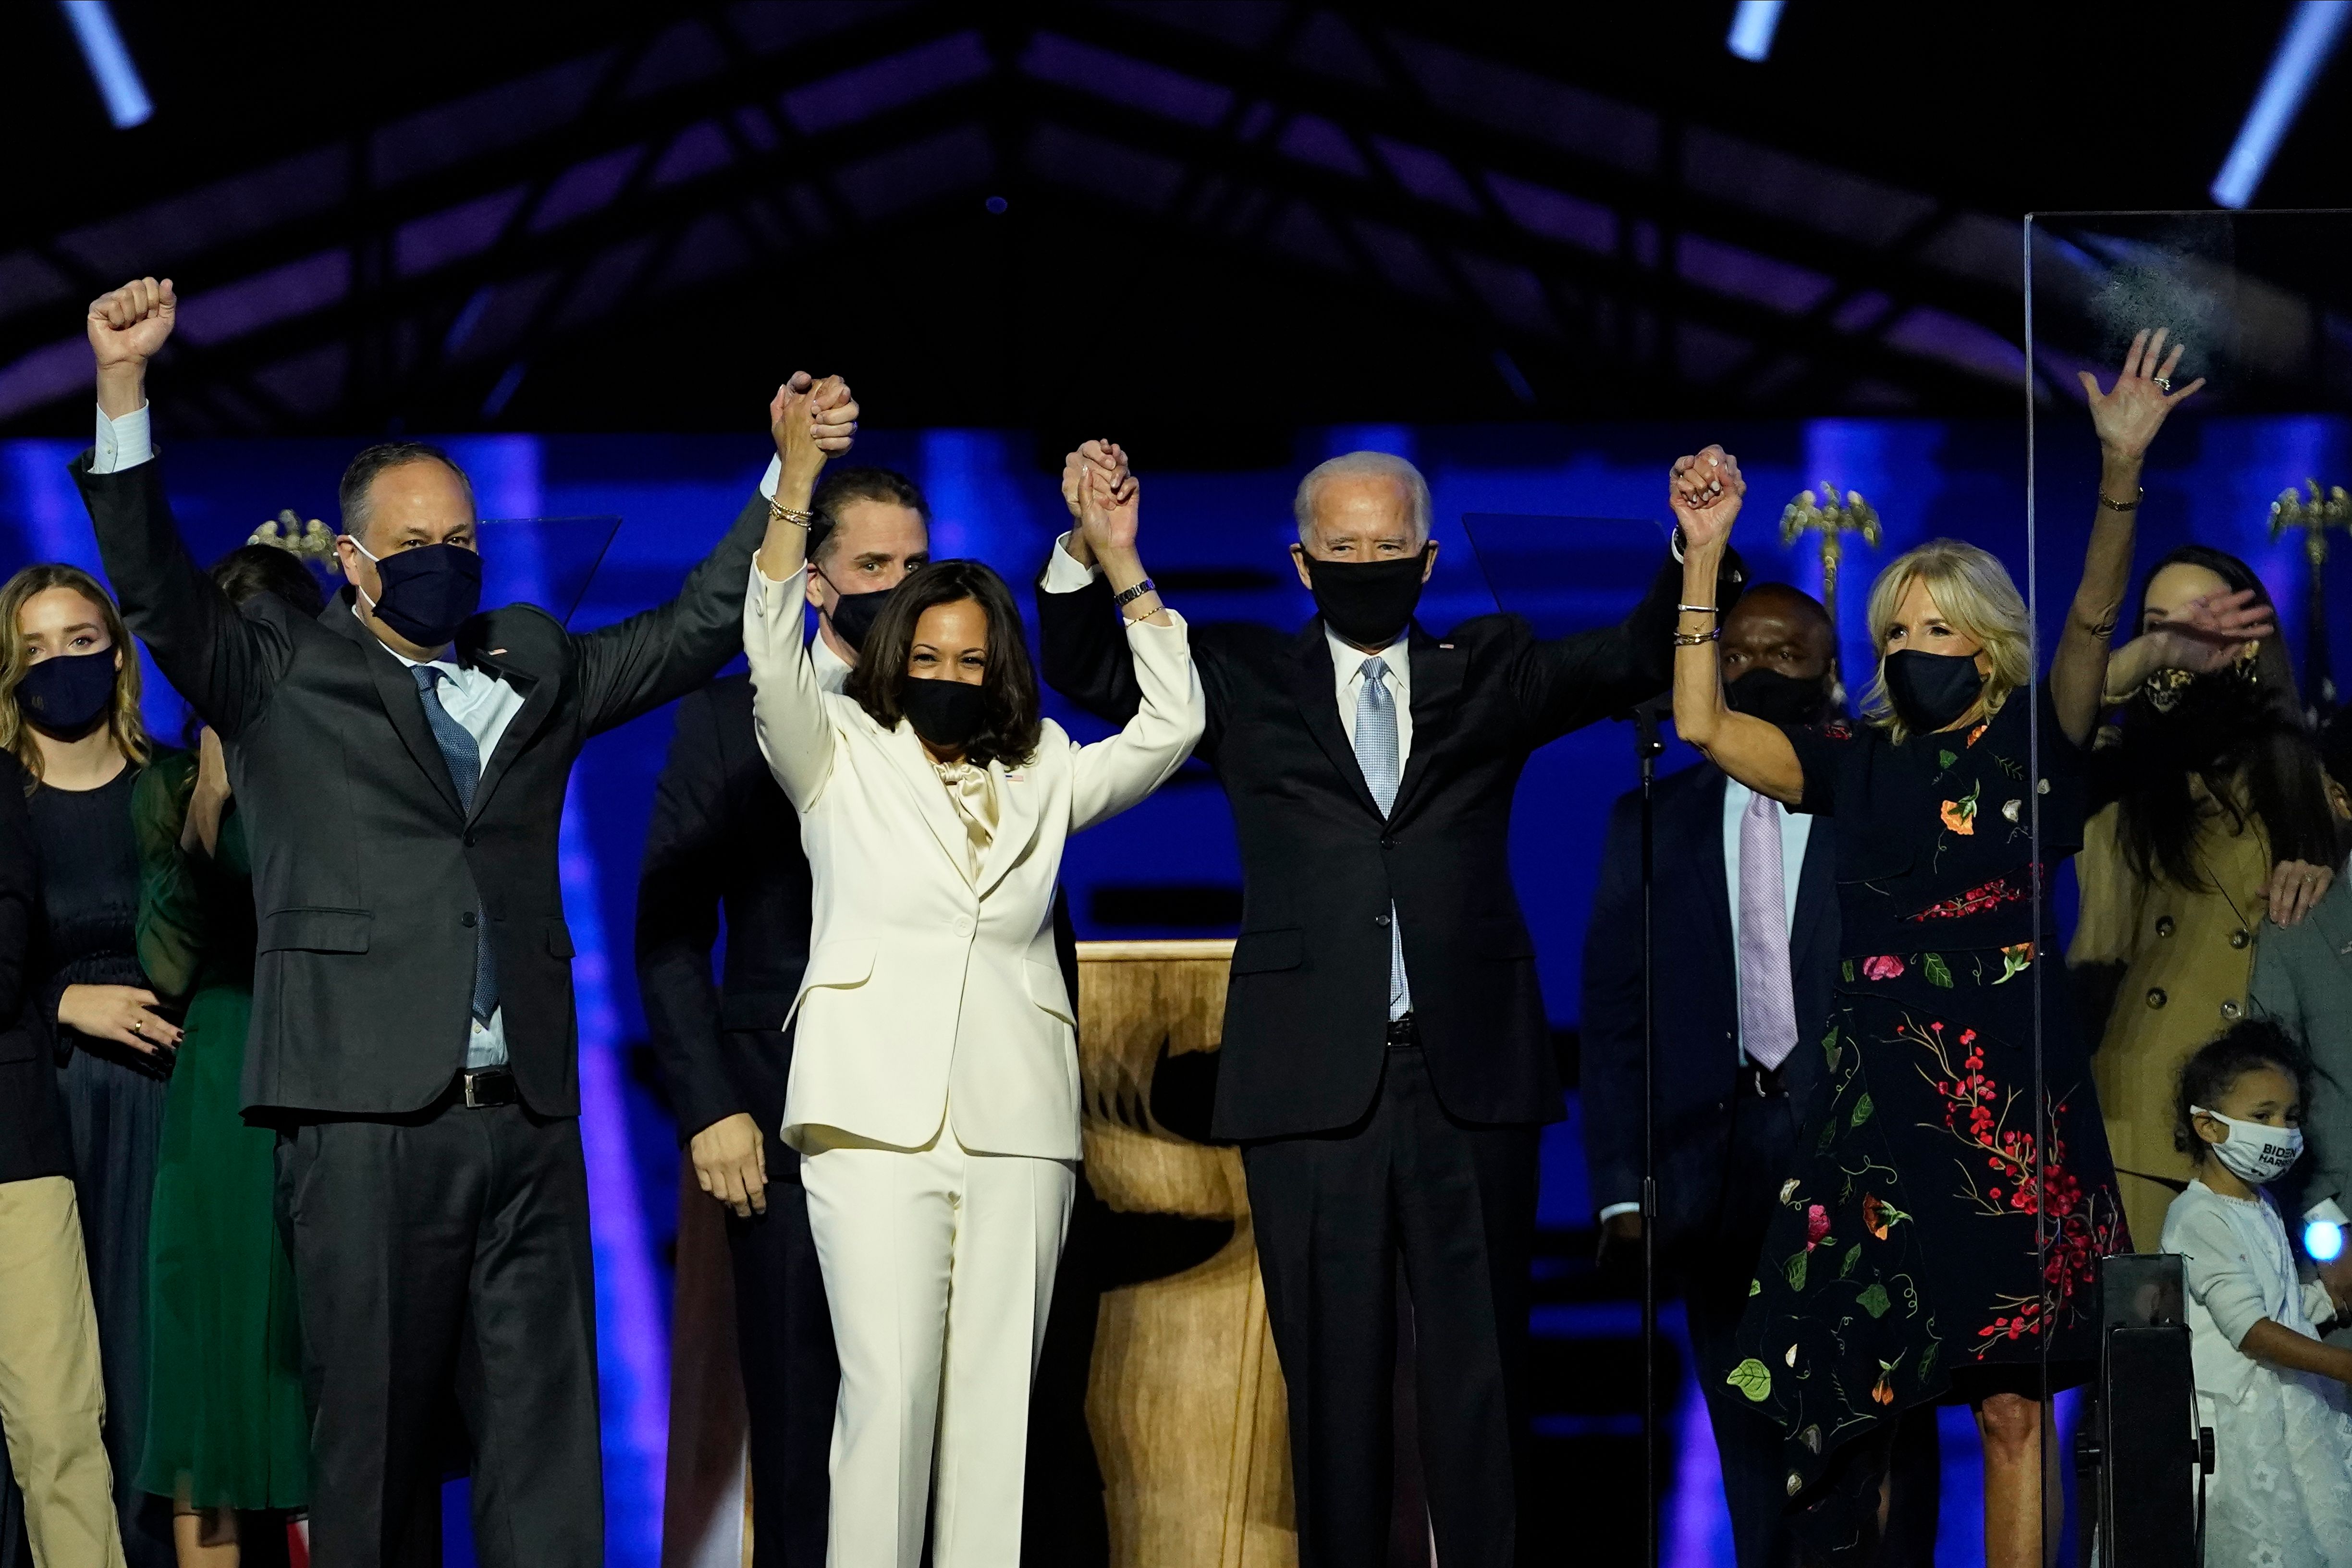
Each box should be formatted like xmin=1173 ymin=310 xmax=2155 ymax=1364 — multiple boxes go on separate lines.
xmin=932 ymin=760 xmax=998 ymax=884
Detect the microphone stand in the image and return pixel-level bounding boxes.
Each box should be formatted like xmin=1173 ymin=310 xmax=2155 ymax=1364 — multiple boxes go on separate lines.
xmin=1632 ymin=693 xmax=1669 ymax=1568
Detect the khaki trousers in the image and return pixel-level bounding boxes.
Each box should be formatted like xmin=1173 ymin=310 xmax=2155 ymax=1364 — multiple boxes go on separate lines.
xmin=0 ymin=1175 xmax=125 ymax=1568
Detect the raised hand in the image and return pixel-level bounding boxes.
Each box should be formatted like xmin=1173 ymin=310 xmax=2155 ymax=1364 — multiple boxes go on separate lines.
xmin=810 ymin=374 xmax=859 ymax=457
xmin=2080 ymin=328 xmax=2204 ymax=460
xmin=87 ymin=276 xmax=177 ymax=368
xmin=1077 ymin=453 xmax=1140 ymax=561
xmin=2144 ymin=587 xmax=2273 ymax=674
xmin=1668 ymin=444 xmax=1744 ymax=551
xmin=1059 ymin=440 xmax=1131 ymax=520
xmin=769 ymin=373 xmax=851 ymax=492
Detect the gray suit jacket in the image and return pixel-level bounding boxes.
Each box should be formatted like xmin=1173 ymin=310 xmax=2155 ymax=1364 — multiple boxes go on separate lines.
xmin=76 ymin=453 xmax=769 ymax=1119
xmin=2249 ymin=879 xmax=2352 ymax=1223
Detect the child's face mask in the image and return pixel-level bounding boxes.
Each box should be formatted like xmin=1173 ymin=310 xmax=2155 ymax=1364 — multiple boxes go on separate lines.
xmin=2193 ymin=1105 xmax=2304 ymax=1186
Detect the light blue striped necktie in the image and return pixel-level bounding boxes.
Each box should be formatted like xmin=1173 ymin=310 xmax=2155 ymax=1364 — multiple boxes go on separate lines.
xmin=1353 ymin=657 xmax=1410 ymax=1018
xmin=413 ymin=666 xmax=499 ymax=1026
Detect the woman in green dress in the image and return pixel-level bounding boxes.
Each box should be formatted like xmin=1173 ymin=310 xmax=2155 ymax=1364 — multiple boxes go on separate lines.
xmin=135 ymin=545 xmax=324 ymax=1565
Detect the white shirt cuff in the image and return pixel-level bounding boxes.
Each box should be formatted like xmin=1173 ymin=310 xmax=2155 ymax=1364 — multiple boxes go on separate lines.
xmin=92 ymin=402 xmax=153 ymax=475
xmin=758 ymin=454 xmax=782 ymax=501
xmin=1596 ymin=1201 xmax=1642 ymax=1223
xmin=1041 ymin=531 xmax=1101 ymax=594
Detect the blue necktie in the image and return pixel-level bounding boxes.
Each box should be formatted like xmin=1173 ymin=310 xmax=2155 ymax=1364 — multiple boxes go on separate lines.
xmin=1353 ymin=657 xmax=1410 ymax=1019
xmin=413 ymin=666 xmax=499 ymax=1026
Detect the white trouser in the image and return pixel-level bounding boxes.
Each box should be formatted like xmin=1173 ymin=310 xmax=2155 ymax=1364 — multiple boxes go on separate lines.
xmin=799 ymin=1114 xmax=1076 ymax=1568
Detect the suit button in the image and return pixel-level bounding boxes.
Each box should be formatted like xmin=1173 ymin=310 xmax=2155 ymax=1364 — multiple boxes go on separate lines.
xmin=464 ymin=831 xmax=478 ymax=847
xmin=461 ymin=911 xmax=477 ymax=928
xmin=1374 ymin=913 xmax=1392 ymax=927
xmin=2229 ymin=929 xmax=2250 ymax=949
xmin=952 ymin=915 xmax=974 ymax=937
xmin=2221 ymin=999 xmax=2242 ymax=1020
xmin=2146 ymin=987 xmax=2166 ymax=1009
xmin=2155 ymin=917 xmax=2175 ymax=938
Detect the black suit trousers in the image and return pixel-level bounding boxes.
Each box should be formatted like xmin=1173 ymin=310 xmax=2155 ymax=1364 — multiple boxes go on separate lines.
xmin=718 ymin=1035 xmax=839 ymax=1568
xmin=276 ymin=1095 xmax=601 ymax=1568
xmin=1241 ymin=1043 xmax=1538 ymax=1568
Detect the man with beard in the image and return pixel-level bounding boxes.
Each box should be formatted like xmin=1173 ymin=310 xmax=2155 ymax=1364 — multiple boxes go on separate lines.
xmin=1037 ymin=443 xmax=1738 ymax=1567
xmin=1582 ymin=582 xmax=1936 ymax=1567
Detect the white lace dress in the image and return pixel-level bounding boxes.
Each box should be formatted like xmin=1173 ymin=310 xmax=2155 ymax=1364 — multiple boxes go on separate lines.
xmin=2163 ymin=1180 xmax=2352 ymax=1568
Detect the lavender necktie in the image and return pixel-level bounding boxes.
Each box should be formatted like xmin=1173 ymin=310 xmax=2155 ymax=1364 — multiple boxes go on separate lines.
xmin=1737 ymin=790 xmax=1798 ymax=1072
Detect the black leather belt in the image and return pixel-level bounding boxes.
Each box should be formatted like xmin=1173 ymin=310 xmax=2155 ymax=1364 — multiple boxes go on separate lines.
xmin=1385 ymin=1013 xmax=1419 ymax=1047
xmin=459 ymin=1068 xmax=519 ymax=1108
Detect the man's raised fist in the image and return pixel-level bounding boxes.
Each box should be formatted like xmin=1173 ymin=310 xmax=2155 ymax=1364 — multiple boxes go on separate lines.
xmin=88 ymin=277 xmax=177 ymax=367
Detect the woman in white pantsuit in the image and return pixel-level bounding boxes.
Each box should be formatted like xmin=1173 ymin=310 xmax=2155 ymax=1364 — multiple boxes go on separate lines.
xmin=744 ymin=412 xmax=1199 ymax=1567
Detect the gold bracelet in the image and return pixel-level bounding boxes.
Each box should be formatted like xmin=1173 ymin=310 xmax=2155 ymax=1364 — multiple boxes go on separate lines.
xmin=1672 ymin=628 xmax=1719 ymax=646
xmin=769 ymin=500 xmax=814 ymax=529
xmin=2098 ymin=488 xmax=2142 ymax=513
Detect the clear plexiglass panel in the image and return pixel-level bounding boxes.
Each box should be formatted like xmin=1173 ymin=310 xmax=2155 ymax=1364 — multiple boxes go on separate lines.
xmin=2028 ymin=209 xmax=2352 ymax=1562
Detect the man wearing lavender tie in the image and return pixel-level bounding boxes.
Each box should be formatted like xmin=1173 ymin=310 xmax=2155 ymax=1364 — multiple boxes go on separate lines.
xmin=1582 ymin=583 xmax=1936 ymax=1567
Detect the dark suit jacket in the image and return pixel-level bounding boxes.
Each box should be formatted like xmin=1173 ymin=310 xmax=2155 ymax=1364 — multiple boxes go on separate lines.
xmin=0 ymin=753 xmax=72 ymax=1185
xmin=1038 ymin=558 xmax=1698 ymax=1142
xmin=635 ymin=672 xmax=1084 ymax=1146
xmin=1580 ymin=762 xmax=1838 ymax=1255
xmin=76 ymin=454 xmax=769 ymax=1119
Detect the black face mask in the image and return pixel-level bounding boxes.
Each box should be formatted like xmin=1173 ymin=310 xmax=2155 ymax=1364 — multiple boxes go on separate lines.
xmin=1882 ymin=649 xmax=1986 ymax=733
xmin=355 ymin=540 xmax=483 ymax=649
xmin=1726 ymin=667 xmax=1833 ymax=727
xmin=1305 ymin=548 xmax=1431 ymax=649
xmin=822 ymin=576 xmax=893 ymax=654
xmin=900 ymin=677 xmax=989 ymax=749
xmin=16 ymin=648 xmax=117 ymax=737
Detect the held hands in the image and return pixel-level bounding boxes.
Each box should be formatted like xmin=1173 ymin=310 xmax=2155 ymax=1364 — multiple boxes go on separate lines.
xmin=689 ymin=1111 xmax=769 ymax=1218
xmin=87 ymin=277 xmax=177 ymax=368
xmin=1059 ymin=440 xmax=1135 ymax=568
xmin=58 ymin=982 xmax=181 ymax=1055
xmin=1075 ymin=450 xmax=1141 ymax=562
xmin=2081 ymin=328 xmax=2204 ymax=461
xmin=2263 ymin=858 xmax=2334 ymax=930
xmin=769 ymin=372 xmax=859 ymax=491
xmin=1668 ymin=445 xmax=1744 ymax=551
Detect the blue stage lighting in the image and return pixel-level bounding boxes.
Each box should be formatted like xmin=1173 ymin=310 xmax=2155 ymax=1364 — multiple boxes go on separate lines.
xmin=2308 ymin=1219 xmax=2345 ymax=1263
xmin=1727 ymin=1 xmax=1786 ymax=62
xmin=2211 ymin=0 xmax=2350 ymax=208
xmin=59 ymin=1 xmax=152 ymax=130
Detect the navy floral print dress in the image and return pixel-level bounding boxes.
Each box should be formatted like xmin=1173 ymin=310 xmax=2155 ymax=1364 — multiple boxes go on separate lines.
xmin=1730 ymin=683 xmax=2128 ymax=1501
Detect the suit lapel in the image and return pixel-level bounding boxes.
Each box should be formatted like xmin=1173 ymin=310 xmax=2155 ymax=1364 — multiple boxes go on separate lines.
xmin=1697 ymin=772 xmax=1736 ymax=968
xmin=975 ymin=754 xmax=1042 ymax=900
xmin=1389 ymin=624 xmax=1463 ymax=822
xmin=1788 ymin=800 xmax=1835 ymax=977
xmin=323 ymin=597 xmax=464 ymax=820
xmin=465 ymin=617 xmax=561 ymax=824
xmin=1285 ymin=621 xmax=1384 ymax=822
xmin=876 ymin=715 xmax=979 ymax=879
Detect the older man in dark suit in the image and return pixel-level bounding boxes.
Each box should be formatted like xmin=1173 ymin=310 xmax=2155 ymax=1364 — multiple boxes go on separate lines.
xmin=74 ymin=276 xmax=854 ymax=1568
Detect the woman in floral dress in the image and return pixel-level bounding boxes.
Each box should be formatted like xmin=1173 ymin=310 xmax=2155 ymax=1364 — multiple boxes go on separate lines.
xmin=1666 ymin=331 xmax=2267 ymax=1565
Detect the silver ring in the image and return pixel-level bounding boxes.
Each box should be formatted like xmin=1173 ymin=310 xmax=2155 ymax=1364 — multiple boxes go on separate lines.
xmin=2155 ymin=376 xmax=2172 ymax=393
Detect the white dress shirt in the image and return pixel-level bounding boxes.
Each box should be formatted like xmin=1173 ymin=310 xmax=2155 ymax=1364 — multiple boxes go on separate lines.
xmin=88 ymin=404 xmax=793 ymax=1069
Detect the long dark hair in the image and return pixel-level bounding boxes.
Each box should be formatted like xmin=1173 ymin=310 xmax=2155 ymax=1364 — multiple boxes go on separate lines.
xmin=2110 ymin=545 xmax=2340 ymax=889
xmin=212 ymin=543 xmax=328 ymax=616
xmin=2174 ymin=1017 xmax=2311 ymax=1155
xmin=844 ymin=560 xmax=1042 ymax=767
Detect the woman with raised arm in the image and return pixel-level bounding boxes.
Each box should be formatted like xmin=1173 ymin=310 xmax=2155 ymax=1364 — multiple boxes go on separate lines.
xmin=1668 ymin=331 xmax=2248 ymax=1566
xmin=742 ymin=384 xmax=1202 ymax=1568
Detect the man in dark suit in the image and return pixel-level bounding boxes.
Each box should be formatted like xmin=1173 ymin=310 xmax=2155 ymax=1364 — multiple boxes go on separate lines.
xmin=74 ymin=276 xmax=855 ymax=1568
xmin=0 ymin=753 xmax=124 ymax=1566
xmin=635 ymin=466 xmax=929 ymax=1568
xmin=1582 ymin=583 xmax=1935 ymax=1568
xmin=1036 ymin=442 xmax=1738 ymax=1567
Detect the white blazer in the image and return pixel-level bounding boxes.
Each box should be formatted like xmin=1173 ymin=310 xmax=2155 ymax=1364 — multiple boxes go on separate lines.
xmin=745 ymin=564 xmax=1203 ymax=1160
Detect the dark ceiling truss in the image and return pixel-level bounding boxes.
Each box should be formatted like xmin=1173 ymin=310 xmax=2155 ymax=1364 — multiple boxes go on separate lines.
xmin=0 ymin=0 xmax=2058 ymax=434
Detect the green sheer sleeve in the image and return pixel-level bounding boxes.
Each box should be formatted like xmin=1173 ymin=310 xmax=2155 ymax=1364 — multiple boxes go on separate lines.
xmin=134 ymin=747 xmax=206 ymax=1001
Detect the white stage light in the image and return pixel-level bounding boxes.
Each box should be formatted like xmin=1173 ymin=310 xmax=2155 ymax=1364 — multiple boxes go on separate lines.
xmin=1727 ymin=1 xmax=1786 ymax=63
xmin=2211 ymin=0 xmax=2349 ymax=208
xmin=59 ymin=0 xmax=152 ymax=129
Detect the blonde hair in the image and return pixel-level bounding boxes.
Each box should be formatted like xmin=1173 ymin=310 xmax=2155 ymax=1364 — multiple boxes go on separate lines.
xmin=1860 ymin=539 xmax=2032 ymax=742
xmin=0 ymin=564 xmax=151 ymax=790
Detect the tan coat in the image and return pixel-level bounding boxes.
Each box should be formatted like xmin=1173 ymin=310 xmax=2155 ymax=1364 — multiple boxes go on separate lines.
xmin=2071 ymin=784 xmax=2270 ymax=1249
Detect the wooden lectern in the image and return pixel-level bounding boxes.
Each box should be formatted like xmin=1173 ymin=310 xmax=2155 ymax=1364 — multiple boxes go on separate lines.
xmin=1077 ymin=939 xmax=1296 ymax=1568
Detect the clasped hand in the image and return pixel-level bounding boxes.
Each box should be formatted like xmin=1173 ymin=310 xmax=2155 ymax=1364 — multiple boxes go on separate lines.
xmin=1667 ymin=444 xmax=1744 ymax=551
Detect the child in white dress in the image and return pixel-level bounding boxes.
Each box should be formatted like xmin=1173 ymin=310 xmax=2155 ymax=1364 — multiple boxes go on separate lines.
xmin=2161 ymin=1019 xmax=2352 ymax=1567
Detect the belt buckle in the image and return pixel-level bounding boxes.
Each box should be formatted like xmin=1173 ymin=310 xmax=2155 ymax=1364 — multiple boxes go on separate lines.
xmin=463 ymin=1070 xmax=485 ymax=1109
